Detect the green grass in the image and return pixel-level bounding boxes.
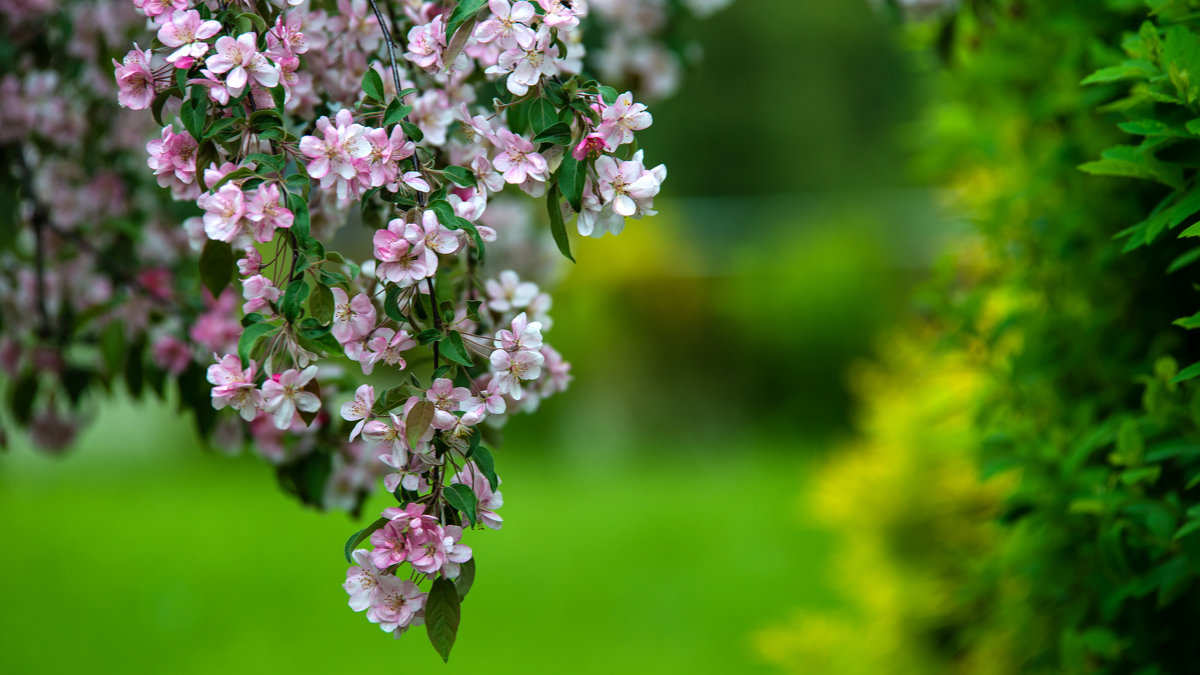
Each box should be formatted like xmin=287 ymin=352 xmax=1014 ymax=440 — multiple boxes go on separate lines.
xmin=0 ymin=399 xmax=840 ymax=674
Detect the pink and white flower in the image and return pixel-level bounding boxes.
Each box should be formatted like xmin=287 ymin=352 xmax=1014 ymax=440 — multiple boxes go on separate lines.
xmin=157 ymin=10 xmax=221 ymax=69
xmin=260 ymin=365 xmax=321 ymax=429
xmin=205 ymin=33 xmax=280 ymax=97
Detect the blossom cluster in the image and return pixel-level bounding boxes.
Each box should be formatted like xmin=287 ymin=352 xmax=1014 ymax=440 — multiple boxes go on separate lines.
xmin=2 ymin=0 xmax=728 ymax=660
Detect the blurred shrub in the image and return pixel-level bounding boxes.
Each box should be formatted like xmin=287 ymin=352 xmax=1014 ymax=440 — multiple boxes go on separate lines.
xmin=763 ymin=0 xmax=1200 ymax=672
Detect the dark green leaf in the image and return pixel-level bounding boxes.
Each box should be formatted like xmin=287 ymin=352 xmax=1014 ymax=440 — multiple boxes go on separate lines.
xmin=442 ymin=331 xmax=474 ymax=366
xmin=425 ymin=576 xmax=462 ymax=662
xmin=546 ymin=185 xmax=575 ymax=262
xmin=400 ymin=121 xmax=424 ymax=143
xmin=453 ymin=558 xmax=475 ymax=601
xmin=557 ymin=154 xmax=586 ymax=212
xmin=445 ymin=0 xmax=488 ymax=47
xmin=281 ymin=279 xmax=310 ymax=321
xmin=309 ymin=284 xmax=334 ymax=323
xmin=598 ymin=85 xmax=619 ymax=106
xmin=384 ymin=285 xmax=405 ymax=322
xmin=441 ymin=165 xmax=477 ymax=187
xmin=1081 ymin=60 xmax=1158 ymax=85
xmin=361 ymin=68 xmax=384 ymax=102
xmin=529 ymin=96 xmax=558 ymax=134
xmin=238 ymin=322 xmax=279 ymax=365
xmin=286 ymin=193 xmax=311 ymax=240
xmin=343 ymin=517 xmax=389 ymax=563
xmin=1173 ymin=361 xmax=1200 ymax=384
xmin=199 ymin=240 xmax=234 ymax=298
xmin=444 ymin=483 xmax=478 ymax=526
xmin=384 ymin=100 xmax=413 ymax=126
xmin=532 ymin=122 xmax=573 ymax=146
xmin=471 ymin=445 xmax=499 ymax=492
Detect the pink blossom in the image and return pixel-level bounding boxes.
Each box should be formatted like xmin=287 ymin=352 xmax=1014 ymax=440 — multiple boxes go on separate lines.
xmin=361 ymin=125 xmax=415 ymax=189
xmin=331 ymin=288 xmax=377 ymax=344
xmin=537 ymin=0 xmax=583 ymax=29
xmin=426 ymin=378 xmax=472 ymax=430
xmin=465 ymin=376 xmax=507 ymax=415
xmin=205 ymin=33 xmax=280 ymax=97
xmin=489 ymin=348 xmax=544 ymax=400
xmin=366 ymin=578 xmax=425 ymax=635
xmin=151 ymin=335 xmax=192 ymax=375
xmin=373 ymin=219 xmax=430 ymax=286
xmin=485 ymin=269 xmax=538 ymax=312
xmin=364 ymin=327 xmax=416 ymax=374
xmin=241 ymin=274 xmax=280 ymax=314
xmin=246 ymin=184 xmax=293 ymax=242
xmin=132 ymin=0 xmax=187 ymax=20
xmin=344 ymin=548 xmax=387 ymax=612
xmin=491 ymin=128 xmax=548 ymax=184
xmin=146 ymin=126 xmax=198 ymax=191
xmin=598 ymin=91 xmax=652 ymax=148
xmin=487 ymin=26 xmax=558 ymax=95
xmin=540 ymin=344 xmax=572 ymax=395
xmin=206 ymin=354 xmax=262 ymax=421
xmin=237 ymin=247 xmax=262 ymax=276
xmin=298 ymin=109 xmax=371 ymax=201
xmin=266 ymin=12 xmax=309 ymax=61
xmin=260 ymin=366 xmax=321 ymax=430
xmin=407 ymin=523 xmax=472 ymax=578
xmin=494 ymin=311 xmax=543 ymax=351
xmin=340 ymin=383 xmax=376 ymax=440
xmin=113 ymin=45 xmax=156 ymax=110
xmin=157 ymin=10 xmax=221 ymax=69
xmin=198 ymin=183 xmax=256 ymax=245
xmin=404 ymin=210 xmax=461 ymax=274
xmin=474 ymin=0 xmax=537 ymax=49
xmin=572 ymin=132 xmax=608 ymax=161
xmin=594 ymin=153 xmax=665 ymax=217
xmin=404 ymin=15 xmax=446 ymax=71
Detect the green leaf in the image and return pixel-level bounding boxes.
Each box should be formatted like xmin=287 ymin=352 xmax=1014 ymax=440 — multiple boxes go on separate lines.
xmin=1168 ymin=246 xmax=1200 ymax=273
xmin=532 ymin=122 xmax=573 ymax=146
xmin=441 ymin=165 xmax=477 ymax=187
xmin=471 ymin=445 xmax=499 ymax=492
xmin=415 ymin=328 xmax=442 ymax=345
xmin=236 ymin=11 xmax=267 ymax=33
xmin=406 ymin=400 xmax=435 ymax=450
xmin=1079 ymin=145 xmax=1184 ymax=189
xmin=199 ymin=240 xmax=234 ymax=298
xmin=384 ymin=285 xmax=405 ymax=322
xmin=281 ymin=279 xmax=310 ymax=321
xmin=238 ymin=322 xmax=278 ymax=365
xmin=529 ymin=96 xmax=558 ymax=134
xmin=384 ymin=100 xmax=413 ymax=126
xmin=400 ymin=121 xmax=424 ymax=143
xmin=1173 ymin=361 xmax=1200 ymax=384
xmin=1121 ymin=466 xmax=1162 ymax=486
xmin=204 ymin=117 xmax=238 ymax=140
xmin=1081 ymin=60 xmax=1158 ymax=85
xmin=546 ymin=185 xmax=575 ymax=262
xmin=1175 ymin=519 xmax=1200 ymax=540
xmin=361 ymin=68 xmax=384 ymax=102
xmin=309 ymin=284 xmax=334 ymax=323
xmin=453 ymin=558 xmax=475 ymax=601
xmin=1119 ymin=119 xmax=1191 ymax=138
xmin=598 ymin=85 xmax=619 ymax=106
xmin=425 ymin=576 xmax=462 ymax=663
xmin=210 ymin=167 xmax=259 ymax=192
xmin=557 ymin=154 xmax=586 ymax=212
xmin=445 ymin=0 xmax=488 ymax=49
xmin=286 ymin=193 xmax=311 ymax=240
xmin=343 ymin=517 xmax=389 ymax=563
xmin=443 ymin=483 xmax=478 ymax=526
xmin=1113 ymin=418 xmax=1144 ymax=466
xmin=1174 ymin=311 xmax=1200 ymax=329
xmin=441 ymin=331 xmax=474 ymax=367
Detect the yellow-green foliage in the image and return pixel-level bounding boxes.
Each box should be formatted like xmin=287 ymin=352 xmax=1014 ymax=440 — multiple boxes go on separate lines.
xmin=754 ymin=328 xmax=1024 ymax=674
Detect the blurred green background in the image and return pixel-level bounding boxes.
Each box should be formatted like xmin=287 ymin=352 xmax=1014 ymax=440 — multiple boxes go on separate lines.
xmin=0 ymin=1 xmax=957 ymax=672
